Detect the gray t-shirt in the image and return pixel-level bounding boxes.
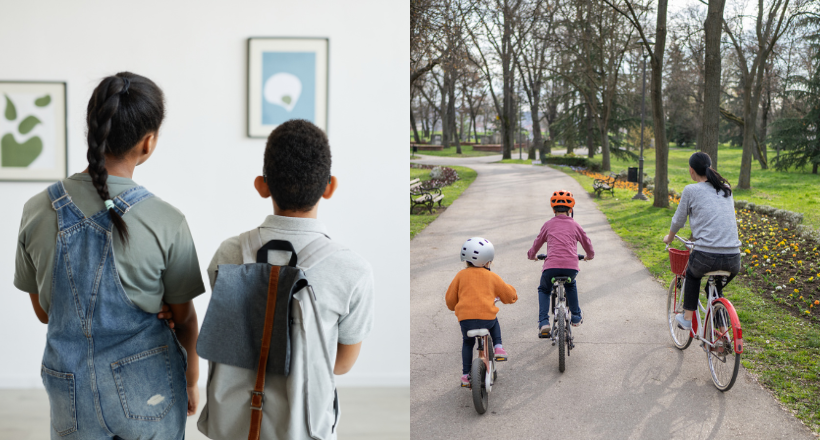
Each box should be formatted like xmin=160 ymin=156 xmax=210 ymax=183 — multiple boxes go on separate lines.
xmin=207 ymin=215 xmax=375 ymax=345
xmin=14 ymin=173 xmax=206 ymax=313
xmin=670 ymin=181 xmax=741 ymax=254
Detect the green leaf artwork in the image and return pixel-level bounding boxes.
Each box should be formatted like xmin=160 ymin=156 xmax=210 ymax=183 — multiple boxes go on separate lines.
xmin=34 ymin=95 xmax=51 ymax=107
xmin=1 ymin=133 xmax=43 ymax=167
xmin=282 ymin=95 xmax=292 ymax=105
xmin=4 ymin=95 xmax=16 ymax=121
xmin=18 ymin=116 xmax=41 ymax=135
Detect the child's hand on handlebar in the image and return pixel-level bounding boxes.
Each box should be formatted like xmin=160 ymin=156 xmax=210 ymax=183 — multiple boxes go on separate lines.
xmin=583 ymin=256 xmax=593 ymax=261
xmin=662 ymin=235 xmax=674 ymax=245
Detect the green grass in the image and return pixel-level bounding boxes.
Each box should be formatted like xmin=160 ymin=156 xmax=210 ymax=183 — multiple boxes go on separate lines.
xmin=410 ymin=165 xmax=477 ymax=239
xmin=556 ymin=164 xmax=820 ymax=434
xmin=412 ymin=145 xmax=499 ymax=157
xmin=497 ymin=159 xmax=543 ymax=164
xmin=602 ymin=146 xmax=820 ymax=230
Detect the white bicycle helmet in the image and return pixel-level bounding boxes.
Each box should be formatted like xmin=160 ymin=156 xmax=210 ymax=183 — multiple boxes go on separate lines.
xmin=460 ymin=237 xmax=495 ymax=267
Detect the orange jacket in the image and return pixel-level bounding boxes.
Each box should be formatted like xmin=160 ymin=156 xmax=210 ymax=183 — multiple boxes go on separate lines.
xmin=445 ymin=267 xmax=518 ymax=321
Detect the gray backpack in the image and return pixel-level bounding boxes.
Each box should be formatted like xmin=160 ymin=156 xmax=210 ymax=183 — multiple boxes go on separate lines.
xmin=197 ymin=229 xmax=344 ymax=440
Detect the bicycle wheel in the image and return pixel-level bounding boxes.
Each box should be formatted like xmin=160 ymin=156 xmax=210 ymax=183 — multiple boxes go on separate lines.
xmin=667 ymin=276 xmax=693 ymax=349
xmin=470 ymin=357 xmax=488 ymax=414
xmin=704 ymin=302 xmax=741 ymax=391
xmin=557 ymin=311 xmax=566 ymax=373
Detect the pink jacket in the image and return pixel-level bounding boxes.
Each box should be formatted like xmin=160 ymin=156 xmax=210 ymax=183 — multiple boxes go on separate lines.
xmin=527 ymin=215 xmax=595 ymax=271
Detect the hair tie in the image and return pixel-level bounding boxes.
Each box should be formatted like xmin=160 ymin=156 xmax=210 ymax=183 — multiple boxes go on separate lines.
xmin=120 ymin=77 xmax=130 ymax=95
xmin=105 ymin=199 xmax=115 ymax=211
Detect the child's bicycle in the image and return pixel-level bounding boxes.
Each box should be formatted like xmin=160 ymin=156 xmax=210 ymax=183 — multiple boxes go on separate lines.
xmin=666 ymin=235 xmax=743 ymax=391
xmin=537 ymin=253 xmax=585 ymax=373
xmin=466 ymin=328 xmax=497 ymax=414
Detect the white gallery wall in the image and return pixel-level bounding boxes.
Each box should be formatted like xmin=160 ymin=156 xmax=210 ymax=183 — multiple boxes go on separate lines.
xmin=0 ymin=0 xmax=408 ymax=387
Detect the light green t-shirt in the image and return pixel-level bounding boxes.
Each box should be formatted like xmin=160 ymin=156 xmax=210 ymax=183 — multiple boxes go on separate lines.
xmin=14 ymin=173 xmax=206 ymax=314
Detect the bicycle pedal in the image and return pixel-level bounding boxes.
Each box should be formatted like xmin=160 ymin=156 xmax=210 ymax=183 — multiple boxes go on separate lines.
xmin=495 ymin=356 xmax=507 ymax=362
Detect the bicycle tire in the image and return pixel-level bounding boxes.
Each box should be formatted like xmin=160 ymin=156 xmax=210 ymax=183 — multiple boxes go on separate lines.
xmin=471 ymin=357 xmax=488 ymax=414
xmin=705 ymin=302 xmax=741 ymax=391
xmin=667 ymin=276 xmax=693 ymax=349
xmin=557 ymin=311 xmax=566 ymax=373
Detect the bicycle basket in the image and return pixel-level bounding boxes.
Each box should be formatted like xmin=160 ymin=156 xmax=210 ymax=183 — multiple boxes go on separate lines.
xmin=668 ymin=248 xmax=690 ymax=276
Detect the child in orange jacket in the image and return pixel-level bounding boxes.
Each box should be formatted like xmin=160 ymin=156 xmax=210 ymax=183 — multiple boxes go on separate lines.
xmin=446 ymin=237 xmax=518 ymax=387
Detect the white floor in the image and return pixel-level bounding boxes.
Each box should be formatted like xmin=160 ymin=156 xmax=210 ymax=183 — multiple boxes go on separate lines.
xmin=0 ymin=387 xmax=409 ymax=440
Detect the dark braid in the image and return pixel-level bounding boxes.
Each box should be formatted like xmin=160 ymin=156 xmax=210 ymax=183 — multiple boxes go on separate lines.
xmin=690 ymin=151 xmax=732 ymax=197
xmin=85 ymin=72 xmax=165 ymax=243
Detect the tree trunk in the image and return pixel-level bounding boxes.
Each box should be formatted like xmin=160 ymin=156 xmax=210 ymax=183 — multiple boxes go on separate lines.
xmin=439 ymin=74 xmax=449 ymax=148
xmin=410 ymin=99 xmax=421 ymax=143
xmin=586 ymin=103 xmax=595 ymax=159
xmin=447 ymin=73 xmax=461 ymax=153
xmin=652 ymin=0 xmax=669 ymax=208
xmin=700 ymin=0 xmax=726 ymax=169
xmin=530 ymin=92 xmax=542 ymax=161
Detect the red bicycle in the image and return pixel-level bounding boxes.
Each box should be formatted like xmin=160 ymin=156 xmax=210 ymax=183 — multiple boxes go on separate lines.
xmin=666 ymin=235 xmax=743 ymax=391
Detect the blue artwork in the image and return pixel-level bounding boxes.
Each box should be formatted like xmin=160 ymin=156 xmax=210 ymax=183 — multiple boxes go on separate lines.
xmin=261 ymin=52 xmax=316 ymax=125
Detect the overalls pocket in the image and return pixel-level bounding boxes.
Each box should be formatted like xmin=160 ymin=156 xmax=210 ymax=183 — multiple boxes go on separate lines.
xmin=41 ymin=365 xmax=77 ymax=436
xmin=111 ymin=346 xmax=176 ymax=421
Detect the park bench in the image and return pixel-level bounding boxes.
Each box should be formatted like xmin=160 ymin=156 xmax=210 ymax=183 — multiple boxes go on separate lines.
xmin=592 ymin=173 xmax=620 ymax=198
xmin=410 ymin=178 xmax=444 ymax=214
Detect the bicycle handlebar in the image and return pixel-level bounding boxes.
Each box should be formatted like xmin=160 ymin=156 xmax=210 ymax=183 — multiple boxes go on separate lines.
xmin=537 ymin=254 xmax=585 ymax=261
xmin=665 ymin=234 xmax=694 ymax=251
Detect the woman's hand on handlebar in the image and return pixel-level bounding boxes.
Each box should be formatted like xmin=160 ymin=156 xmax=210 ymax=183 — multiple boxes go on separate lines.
xmin=662 ymin=234 xmax=674 ymax=245
xmin=583 ymin=255 xmax=593 ymax=261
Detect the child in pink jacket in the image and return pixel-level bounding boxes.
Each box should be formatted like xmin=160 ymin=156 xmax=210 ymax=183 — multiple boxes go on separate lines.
xmin=527 ymin=190 xmax=594 ymax=337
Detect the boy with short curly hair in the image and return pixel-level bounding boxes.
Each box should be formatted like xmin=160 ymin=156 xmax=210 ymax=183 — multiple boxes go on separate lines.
xmin=198 ymin=119 xmax=375 ymax=440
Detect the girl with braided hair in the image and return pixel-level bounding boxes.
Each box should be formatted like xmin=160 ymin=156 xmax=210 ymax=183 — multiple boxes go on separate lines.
xmin=15 ymin=72 xmax=204 ymax=439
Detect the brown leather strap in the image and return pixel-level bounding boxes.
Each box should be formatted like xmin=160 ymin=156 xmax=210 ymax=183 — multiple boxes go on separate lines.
xmin=248 ymin=266 xmax=280 ymax=440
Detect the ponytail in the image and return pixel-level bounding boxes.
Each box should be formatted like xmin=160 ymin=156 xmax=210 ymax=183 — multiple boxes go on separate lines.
xmin=85 ymin=73 xmax=165 ymax=243
xmin=704 ymin=167 xmax=732 ymax=197
xmin=689 ymin=151 xmax=731 ymax=197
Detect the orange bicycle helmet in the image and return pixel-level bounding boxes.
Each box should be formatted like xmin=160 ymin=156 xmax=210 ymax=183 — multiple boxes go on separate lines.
xmin=550 ymin=189 xmax=575 ymax=209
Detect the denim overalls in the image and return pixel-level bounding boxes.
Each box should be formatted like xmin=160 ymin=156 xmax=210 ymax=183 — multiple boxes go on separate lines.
xmin=40 ymin=181 xmax=188 ymax=440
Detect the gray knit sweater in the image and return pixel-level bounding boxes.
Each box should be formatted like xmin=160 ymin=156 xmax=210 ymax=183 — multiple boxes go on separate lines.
xmin=670 ymin=181 xmax=741 ymax=254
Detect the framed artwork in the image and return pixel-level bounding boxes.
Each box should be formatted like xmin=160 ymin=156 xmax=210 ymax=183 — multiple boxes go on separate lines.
xmin=0 ymin=81 xmax=67 ymax=181
xmin=247 ymin=37 xmax=329 ymax=138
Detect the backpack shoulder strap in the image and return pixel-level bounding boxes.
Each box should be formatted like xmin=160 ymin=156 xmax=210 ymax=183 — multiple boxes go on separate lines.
xmin=297 ymin=235 xmax=347 ymax=270
xmin=239 ymin=228 xmax=264 ymax=264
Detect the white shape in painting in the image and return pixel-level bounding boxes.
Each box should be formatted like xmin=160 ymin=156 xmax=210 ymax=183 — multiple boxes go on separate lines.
xmin=264 ymin=73 xmax=302 ymax=112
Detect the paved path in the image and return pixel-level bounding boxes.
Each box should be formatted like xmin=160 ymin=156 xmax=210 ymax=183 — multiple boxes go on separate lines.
xmin=410 ymin=159 xmax=815 ymax=439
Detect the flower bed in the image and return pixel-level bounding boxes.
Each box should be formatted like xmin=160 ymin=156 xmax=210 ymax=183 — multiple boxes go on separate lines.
xmin=410 ymin=163 xmax=460 ymax=189
xmin=571 ymin=168 xmax=681 ymax=204
xmin=736 ymin=208 xmax=820 ymax=323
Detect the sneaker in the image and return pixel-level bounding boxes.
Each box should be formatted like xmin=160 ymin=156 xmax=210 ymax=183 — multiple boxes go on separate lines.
xmin=539 ymin=325 xmax=551 ymax=338
xmin=675 ymin=314 xmax=692 ymax=330
xmin=461 ymin=374 xmax=470 ymax=388
xmin=571 ymin=312 xmax=584 ymax=327
xmin=494 ymin=346 xmax=508 ymax=361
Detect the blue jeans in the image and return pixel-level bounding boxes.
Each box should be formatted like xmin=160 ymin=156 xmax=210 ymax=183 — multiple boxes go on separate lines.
xmin=537 ymin=269 xmax=581 ymax=328
xmin=459 ymin=319 xmax=501 ymax=375
xmin=42 ymin=182 xmax=188 ymax=440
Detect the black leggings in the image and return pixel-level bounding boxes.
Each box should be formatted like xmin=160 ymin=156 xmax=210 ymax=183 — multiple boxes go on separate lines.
xmin=683 ymin=250 xmax=741 ymax=311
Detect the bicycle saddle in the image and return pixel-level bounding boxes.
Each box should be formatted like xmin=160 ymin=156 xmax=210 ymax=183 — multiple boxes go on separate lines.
xmin=467 ymin=329 xmax=490 ymax=338
xmin=704 ymin=270 xmax=732 ymax=277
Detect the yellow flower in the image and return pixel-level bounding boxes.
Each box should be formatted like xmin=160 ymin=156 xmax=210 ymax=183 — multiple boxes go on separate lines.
xmin=790 ymin=278 xmax=795 ymax=283
xmin=806 ymin=310 xmax=811 ymax=315
xmin=800 ymin=296 xmax=804 ymax=300
xmin=755 ymin=264 xmax=759 ymax=267
xmin=745 ymin=249 xmax=751 ymax=254
xmin=794 ymin=289 xmax=800 ymax=293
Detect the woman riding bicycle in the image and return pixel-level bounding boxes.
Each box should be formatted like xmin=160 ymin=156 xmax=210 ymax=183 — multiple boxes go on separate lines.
xmin=663 ymin=152 xmax=741 ymax=330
